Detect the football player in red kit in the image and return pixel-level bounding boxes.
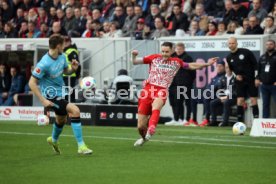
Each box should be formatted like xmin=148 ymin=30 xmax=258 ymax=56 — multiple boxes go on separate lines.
xmin=132 ymin=42 xmax=219 ymax=146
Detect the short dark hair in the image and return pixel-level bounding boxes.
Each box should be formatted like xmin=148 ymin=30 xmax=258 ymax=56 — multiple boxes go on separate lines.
xmin=161 ymin=42 xmax=173 ymax=49
xmin=267 ymin=39 xmax=275 ymax=45
xmin=49 ymin=34 xmax=64 ymax=49
xmin=117 ymin=69 xmax=128 ymax=76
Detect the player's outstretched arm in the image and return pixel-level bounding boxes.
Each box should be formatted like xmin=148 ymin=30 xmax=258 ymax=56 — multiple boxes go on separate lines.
xmin=29 ymin=76 xmax=54 ymax=107
xmin=188 ymin=57 xmax=219 ymax=70
xmin=132 ymin=50 xmax=144 ymax=65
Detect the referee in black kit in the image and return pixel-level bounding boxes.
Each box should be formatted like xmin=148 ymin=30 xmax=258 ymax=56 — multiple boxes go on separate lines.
xmin=255 ymin=40 xmax=276 ymax=118
xmin=226 ymin=37 xmax=259 ymax=122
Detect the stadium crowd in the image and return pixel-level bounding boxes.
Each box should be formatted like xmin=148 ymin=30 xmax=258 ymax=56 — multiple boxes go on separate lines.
xmin=0 ymin=0 xmax=275 ymax=39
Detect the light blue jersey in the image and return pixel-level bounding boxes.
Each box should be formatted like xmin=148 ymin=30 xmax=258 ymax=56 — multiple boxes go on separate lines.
xmin=32 ymin=53 xmax=68 ymax=98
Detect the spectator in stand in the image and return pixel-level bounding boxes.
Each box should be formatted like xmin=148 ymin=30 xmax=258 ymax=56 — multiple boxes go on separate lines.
xmin=26 ymin=21 xmax=39 ymax=38
xmin=56 ymin=8 xmax=65 ymax=27
xmin=60 ymin=0 xmax=68 ymax=10
xmin=151 ymin=16 xmax=169 ymax=39
xmin=167 ymin=4 xmax=189 ymax=35
xmin=69 ymin=7 xmax=87 ymax=37
xmin=0 ymin=64 xmax=11 ymax=105
xmin=89 ymin=0 xmax=105 ymax=11
xmin=263 ymin=16 xmax=276 ymax=34
xmin=82 ymin=19 xmax=93 ymax=37
xmin=3 ymin=22 xmax=16 ymax=38
xmin=226 ymin=20 xmax=243 ymax=35
xmin=210 ymin=63 xmax=237 ymax=127
xmin=216 ymin=21 xmax=227 ymax=35
xmin=1 ymin=1 xmax=14 ymax=23
xmin=103 ymin=21 xmax=122 ymax=38
xmin=142 ymin=24 xmax=153 ymax=40
xmin=81 ymin=6 xmax=89 ymax=19
xmin=35 ymin=22 xmax=49 ymax=38
xmin=136 ymin=0 xmax=150 ymax=14
xmin=222 ymin=0 xmax=233 ymax=25
xmin=200 ymin=61 xmax=226 ymax=127
xmin=99 ymin=21 xmax=111 ymax=37
xmin=53 ymin=0 xmax=62 ymax=9
xmin=145 ymin=4 xmax=161 ymax=30
xmin=183 ymin=0 xmax=194 ymax=18
xmin=10 ymin=0 xmax=23 ymax=17
xmin=11 ymin=8 xmax=25 ymax=33
xmin=244 ymin=15 xmax=264 ymax=34
xmin=248 ymin=0 xmax=268 ymax=23
xmin=134 ymin=4 xmax=144 ymax=18
xmin=238 ymin=18 xmax=249 ymax=35
xmin=28 ymin=8 xmax=38 ymax=23
xmin=37 ymin=8 xmax=49 ymax=29
xmin=226 ymin=0 xmax=248 ymax=26
xmin=64 ymin=7 xmax=76 ymax=33
xmin=159 ymin=0 xmax=170 ymax=18
xmin=191 ymin=3 xmax=209 ymax=32
xmin=166 ymin=0 xmax=182 ymax=17
xmin=92 ymin=8 xmax=105 ymax=23
xmin=102 ymin=0 xmax=115 ymax=21
xmin=122 ymin=5 xmax=137 ymax=37
xmin=81 ymin=0 xmax=92 ymax=7
xmin=203 ymin=0 xmax=225 ymax=17
xmin=110 ymin=5 xmax=126 ymax=29
xmin=267 ymin=2 xmax=276 ymax=25
xmin=18 ymin=21 xmax=28 ymax=38
xmin=133 ymin=18 xmax=145 ymax=40
xmin=91 ymin=20 xmax=102 ymax=37
xmin=67 ymin=0 xmax=81 ymax=9
xmin=206 ymin=21 xmax=218 ymax=36
xmin=1 ymin=66 xmax=24 ymax=106
xmin=20 ymin=0 xmax=34 ymax=11
xmin=47 ymin=21 xmax=67 ymax=36
xmin=188 ymin=19 xmax=205 ymax=36
xmin=48 ymin=7 xmax=58 ymax=27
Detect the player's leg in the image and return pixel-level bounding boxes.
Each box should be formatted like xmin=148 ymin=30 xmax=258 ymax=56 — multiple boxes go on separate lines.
xmin=47 ymin=115 xmax=67 ymax=154
xmin=147 ymin=97 xmax=165 ymax=138
xmin=248 ymin=82 xmax=259 ymax=118
xmin=137 ymin=114 xmax=149 ymax=138
xmin=236 ymin=81 xmax=247 ymax=122
xmin=66 ymin=103 xmax=92 ymax=154
xmin=237 ymin=97 xmax=245 ymax=122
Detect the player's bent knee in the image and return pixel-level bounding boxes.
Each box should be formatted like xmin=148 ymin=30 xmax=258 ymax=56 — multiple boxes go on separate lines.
xmin=66 ymin=103 xmax=80 ymax=117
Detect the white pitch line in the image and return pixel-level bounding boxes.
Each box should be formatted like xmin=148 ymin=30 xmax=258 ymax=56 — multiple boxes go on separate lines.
xmin=174 ymin=136 xmax=276 ymax=145
xmin=0 ymin=131 xmax=275 ymax=150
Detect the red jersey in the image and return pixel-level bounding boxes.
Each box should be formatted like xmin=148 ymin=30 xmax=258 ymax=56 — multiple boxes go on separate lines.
xmin=143 ymin=54 xmax=189 ymax=88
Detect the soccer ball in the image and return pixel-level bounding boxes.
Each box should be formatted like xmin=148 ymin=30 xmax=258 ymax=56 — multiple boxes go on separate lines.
xmin=232 ymin=122 xmax=247 ymax=135
xmin=80 ymin=76 xmax=97 ymax=90
xmin=37 ymin=115 xmax=49 ymax=126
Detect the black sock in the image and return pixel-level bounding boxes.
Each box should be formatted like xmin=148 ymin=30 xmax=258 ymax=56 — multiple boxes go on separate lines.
xmin=237 ymin=106 xmax=244 ymax=122
xmin=252 ymin=105 xmax=259 ymax=118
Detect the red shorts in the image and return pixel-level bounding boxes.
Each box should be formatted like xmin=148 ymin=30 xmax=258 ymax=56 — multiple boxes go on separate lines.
xmin=138 ymin=84 xmax=168 ymax=115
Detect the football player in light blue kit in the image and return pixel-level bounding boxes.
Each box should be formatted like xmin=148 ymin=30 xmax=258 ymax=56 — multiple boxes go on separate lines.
xmin=29 ymin=34 xmax=92 ymax=155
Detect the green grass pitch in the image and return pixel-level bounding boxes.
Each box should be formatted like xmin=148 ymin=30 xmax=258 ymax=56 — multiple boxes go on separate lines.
xmin=0 ymin=121 xmax=276 ymax=184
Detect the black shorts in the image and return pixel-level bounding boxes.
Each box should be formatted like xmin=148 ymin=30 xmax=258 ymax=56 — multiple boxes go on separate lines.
xmin=47 ymin=97 xmax=69 ymax=116
xmin=236 ymin=80 xmax=258 ymax=98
